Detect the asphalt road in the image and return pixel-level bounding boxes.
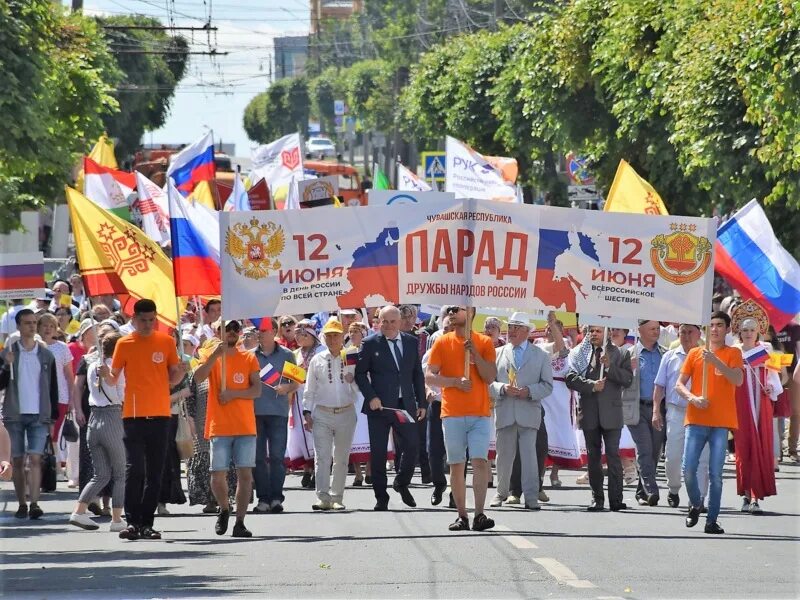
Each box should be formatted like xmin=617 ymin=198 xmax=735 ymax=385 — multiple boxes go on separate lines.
xmin=1 ymin=459 xmax=798 ymax=599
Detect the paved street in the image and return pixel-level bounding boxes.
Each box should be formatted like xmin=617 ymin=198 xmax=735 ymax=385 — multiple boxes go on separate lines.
xmin=1 ymin=460 xmax=798 ymax=599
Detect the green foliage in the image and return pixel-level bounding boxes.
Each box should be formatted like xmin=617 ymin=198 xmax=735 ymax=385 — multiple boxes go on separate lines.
xmin=342 ymin=60 xmax=394 ymax=131
xmin=0 ymin=1 xmax=120 ymax=232
xmin=243 ymin=77 xmax=310 ymax=143
xmin=98 ymin=15 xmax=189 ymax=161
xmin=309 ymin=67 xmax=343 ymax=134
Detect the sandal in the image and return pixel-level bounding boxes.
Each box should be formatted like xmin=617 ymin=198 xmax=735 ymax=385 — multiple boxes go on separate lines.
xmin=448 ymin=515 xmax=470 ymax=531
xmin=472 ymin=513 xmax=495 ymax=532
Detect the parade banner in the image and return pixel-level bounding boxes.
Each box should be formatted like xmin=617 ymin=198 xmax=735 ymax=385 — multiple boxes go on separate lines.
xmin=445 ymin=136 xmax=518 ymax=202
xmin=368 ymin=190 xmax=455 ymax=206
xmin=0 ymin=252 xmax=45 ymax=301
xmin=220 ymin=199 xmax=715 ymax=325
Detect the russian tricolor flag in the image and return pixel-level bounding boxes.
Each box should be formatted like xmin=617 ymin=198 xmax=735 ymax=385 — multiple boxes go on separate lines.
xmin=167 ymin=132 xmax=216 ymax=196
xmin=743 ymin=345 xmax=769 ymax=368
xmin=1 ymin=252 xmax=45 ymax=297
xmin=715 ymin=200 xmax=800 ymax=331
xmin=168 ymin=181 xmax=221 ymax=296
xmin=260 ymin=361 xmax=281 ymax=387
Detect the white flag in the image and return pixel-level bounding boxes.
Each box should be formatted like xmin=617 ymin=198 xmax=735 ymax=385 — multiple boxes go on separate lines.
xmin=284 ymin=175 xmax=300 ymax=210
xmin=251 ymin=133 xmax=304 ymax=195
xmin=223 ymin=170 xmax=250 ymax=212
xmin=445 ymin=136 xmax=518 ymax=202
xmin=397 ymin=164 xmax=432 ymax=192
xmin=133 ymin=172 xmax=171 ymax=246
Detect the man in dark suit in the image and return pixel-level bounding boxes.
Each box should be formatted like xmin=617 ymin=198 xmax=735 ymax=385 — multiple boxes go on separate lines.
xmin=566 ymin=325 xmax=633 ymax=512
xmin=355 ymin=305 xmax=427 ymax=510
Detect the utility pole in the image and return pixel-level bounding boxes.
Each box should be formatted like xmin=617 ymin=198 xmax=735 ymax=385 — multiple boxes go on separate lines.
xmin=493 ymin=0 xmax=504 ymax=29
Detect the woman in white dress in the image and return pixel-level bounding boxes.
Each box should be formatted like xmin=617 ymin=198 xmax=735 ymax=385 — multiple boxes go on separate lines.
xmin=287 ymin=322 xmax=325 ymax=488
xmin=345 ymin=322 xmax=371 ymax=485
xmin=538 ymin=316 xmax=582 ymax=486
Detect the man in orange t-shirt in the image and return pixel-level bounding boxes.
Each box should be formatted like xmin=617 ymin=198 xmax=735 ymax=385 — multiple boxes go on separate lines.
xmin=102 ymin=299 xmax=185 ymax=541
xmin=676 ymin=311 xmax=743 ymax=535
xmin=426 ymin=306 xmax=497 ymax=532
xmin=194 ymin=319 xmax=260 ymax=538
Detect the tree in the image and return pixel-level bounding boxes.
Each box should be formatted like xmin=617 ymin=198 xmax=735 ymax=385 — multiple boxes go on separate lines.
xmin=243 ymin=78 xmax=311 ymax=143
xmin=98 ymin=15 xmax=189 ymax=162
xmin=0 ymin=1 xmax=120 ymax=232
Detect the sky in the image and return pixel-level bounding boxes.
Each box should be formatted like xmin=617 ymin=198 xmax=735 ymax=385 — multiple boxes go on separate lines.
xmin=70 ymin=0 xmax=310 ymax=157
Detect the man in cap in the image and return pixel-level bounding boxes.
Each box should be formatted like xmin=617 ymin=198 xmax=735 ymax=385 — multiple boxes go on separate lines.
xmin=193 ymin=318 xmax=261 ymax=538
xmin=489 ymin=313 xmax=553 ymax=510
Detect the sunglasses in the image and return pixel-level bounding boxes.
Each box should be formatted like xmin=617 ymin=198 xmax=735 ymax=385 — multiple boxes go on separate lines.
xmin=445 ymin=306 xmax=462 ymax=315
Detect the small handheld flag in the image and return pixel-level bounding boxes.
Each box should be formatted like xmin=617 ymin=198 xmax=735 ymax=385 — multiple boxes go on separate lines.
xmin=260 ymin=361 xmax=281 ymax=387
xmin=743 ymin=346 xmax=769 ymax=368
xmin=282 ymin=361 xmax=307 ymax=384
xmin=766 ymin=352 xmax=792 ymax=371
xmin=383 ymin=407 xmax=415 ymax=424
xmin=508 ymin=365 xmax=517 ymax=387
xmin=343 ymin=348 xmax=359 ymax=367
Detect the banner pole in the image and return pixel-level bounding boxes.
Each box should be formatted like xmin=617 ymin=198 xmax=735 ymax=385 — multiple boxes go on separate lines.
xmin=6 ymin=299 xmax=14 ymax=381
xmin=702 ymin=325 xmax=710 ymax=401
xmin=87 ymin=296 xmax=103 ymax=388
xmin=599 ymin=326 xmax=608 ymax=379
xmin=464 ymin=302 xmax=473 ymax=378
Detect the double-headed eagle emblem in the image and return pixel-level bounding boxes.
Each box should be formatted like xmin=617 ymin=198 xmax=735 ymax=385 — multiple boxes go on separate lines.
xmin=225 ymin=218 xmax=285 ymax=279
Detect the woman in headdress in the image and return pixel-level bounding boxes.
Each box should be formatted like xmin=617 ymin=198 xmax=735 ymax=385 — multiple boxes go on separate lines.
xmin=732 ymin=305 xmax=782 ymax=514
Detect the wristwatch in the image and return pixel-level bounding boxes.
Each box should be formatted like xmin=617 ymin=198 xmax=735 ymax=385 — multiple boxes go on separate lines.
xmin=302 ymin=410 xmax=311 ymax=416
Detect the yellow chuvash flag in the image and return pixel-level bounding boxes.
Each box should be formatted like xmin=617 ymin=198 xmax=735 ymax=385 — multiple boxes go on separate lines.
xmin=604 ymin=159 xmax=669 ymax=215
xmin=65 ymin=186 xmax=180 ymax=329
xmin=75 ymin=134 xmax=119 ymax=192
xmin=282 ymin=361 xmax=307 ymax=384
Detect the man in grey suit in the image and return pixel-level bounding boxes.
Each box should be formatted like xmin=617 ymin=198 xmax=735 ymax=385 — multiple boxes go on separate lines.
xmin=489 ymin=313 xmax=554 ymax=510
xmin=566 ymin=325 xmax=633 ymax=512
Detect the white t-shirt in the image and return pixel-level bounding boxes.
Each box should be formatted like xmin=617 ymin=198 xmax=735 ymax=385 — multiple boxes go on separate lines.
xmin=47 ymin=340 xmax=72 ymax=405
xmin=87 ymin=358 xmax=125 ymax=407
xmin=17 ymin=345 xmax=41 ymax=415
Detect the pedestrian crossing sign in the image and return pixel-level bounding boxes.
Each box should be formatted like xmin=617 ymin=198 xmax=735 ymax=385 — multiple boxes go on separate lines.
xmin=422 ymin=151 xmax=446 ymax=182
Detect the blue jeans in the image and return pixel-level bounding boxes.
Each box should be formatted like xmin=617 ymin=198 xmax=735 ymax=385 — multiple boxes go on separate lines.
xmin=254 ymin=415 xmax=288 ymax=504
xmin=683 ymin=425 xmax=728 ymax=523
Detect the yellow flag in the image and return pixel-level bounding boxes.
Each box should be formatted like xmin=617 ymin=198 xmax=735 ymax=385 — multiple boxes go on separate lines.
xmin=75 ymin=134 xmax=118 ymax=192
xmin=766 ymin=352 xmax=793 ymax=371
xmin=65 ymin=186 xmax=180 ymax=329
xmin=188 ymin=180 xmax=218 ymax=211
xmin=89 ymin=134 xmax=119 ymax=169
xmin=604 ymin=159 xmax=669 ymax=215
xmin=282 ymin=361 xmax=307 ymax=384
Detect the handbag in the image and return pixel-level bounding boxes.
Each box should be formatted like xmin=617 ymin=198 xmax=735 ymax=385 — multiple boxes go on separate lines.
xmin=61 ymin=413 xmax=79 ymax=443
xmin=175 ymin=402 xmax=194 ymax=460
xmin=41 ymin=435 xmax=57 ymax=493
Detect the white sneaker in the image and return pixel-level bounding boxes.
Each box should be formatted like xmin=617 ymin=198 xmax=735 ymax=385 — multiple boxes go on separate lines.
xmin=749 ymin=501 xmax=762 ymax=514
xmin=312 ymin=500 xmax=332 ymax=511
xmin=331 ymin=502 xmax=346 ymax=511
xmin=253 ymin=501 xmax=271 ymax=513
xmin=69 ymin=512 xmax=99 ymax=530
xmin=109 ymin=521 xmax=126 ymax=532
xmin=741 ymin=498 xmax=751 ymax=512
xmin=576 ymin=473 xmax=590 ymax=485
xmin=489 ymin=495 xmax=505 ymax=507
xmin=505 ymin=495 xmax=521 ymax=505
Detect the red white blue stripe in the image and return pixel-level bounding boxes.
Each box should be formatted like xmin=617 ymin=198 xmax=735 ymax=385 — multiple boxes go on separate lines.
xmin=167 ymin=181 xmax=221 ymax=296
xmin=743 ymin=345 xmax=769 ymax=368
xmin=167 ymin=132 xmax=216 ymax=196
xmin=715 ymin=200 xmax=800 ymax=330
xmin=260 ymin=361 xmax=281 ymax=386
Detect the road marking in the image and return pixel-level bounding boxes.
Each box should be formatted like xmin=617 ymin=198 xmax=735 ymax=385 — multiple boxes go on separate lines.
xmin=494 ymin=525 xmax=538 ymax=549
xmin=596 ymin=596 xmax=625 ymax=599
xmin=534 ymin=557 xmax=597 ymax=589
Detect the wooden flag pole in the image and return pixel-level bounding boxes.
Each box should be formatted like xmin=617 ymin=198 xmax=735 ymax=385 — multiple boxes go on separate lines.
xmin=464 ymin=303 xmax=473 ymax=378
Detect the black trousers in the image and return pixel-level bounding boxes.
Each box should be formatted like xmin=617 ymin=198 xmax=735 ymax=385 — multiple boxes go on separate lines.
xmin=426 ymin=401 xmax=447 ymax=488
xmin=367 ymin=410 xmax=418 ymax=503
xmin=510 ymin=417 xmax=548 ymax=497
xmin=583 ymin=426 xmax=623 ymax=506
xmin=123 ymin=417 xmax=170 ymax=528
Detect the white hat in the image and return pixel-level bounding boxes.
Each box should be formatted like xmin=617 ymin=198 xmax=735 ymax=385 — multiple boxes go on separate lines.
xmin=181 ymin=333 xmax=200 ymax=348
xmin=339 ymin=309 xmax=359 ymax=316
xmin=506 ymin=312 xmax=532 ymax=328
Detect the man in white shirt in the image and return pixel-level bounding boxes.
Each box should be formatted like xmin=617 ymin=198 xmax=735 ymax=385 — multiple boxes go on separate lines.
xmin=302 ymin=318 xmax=359 ymax=511
xmin=652 ymin=323 xmax=708 ymax=509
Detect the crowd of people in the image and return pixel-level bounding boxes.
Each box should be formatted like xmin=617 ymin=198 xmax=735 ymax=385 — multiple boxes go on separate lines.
xmin=1 ymin=279 xmax=799 ymax=539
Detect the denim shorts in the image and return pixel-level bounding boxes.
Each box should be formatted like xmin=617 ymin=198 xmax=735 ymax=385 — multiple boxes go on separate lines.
xmin=5 ymin=414 xmax=49 ymax=458
xmin=442 ymin=416 xmax=491 ymax=464
xmin=210 ymin=435 xmax=256 ymax=471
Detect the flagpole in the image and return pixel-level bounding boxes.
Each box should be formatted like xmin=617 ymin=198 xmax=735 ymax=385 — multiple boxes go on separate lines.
xmin=6 ymin=299 xmax=14 ymax=381
xmin=464 ymin=302 xmax=473 ymax=378
xmin=86 ymin=296 xmax=104 ymax=388
xmin=702 ymin=325 xmax=710 ymax=401
xmin=599 ymin=327 xmax=609 ymax=379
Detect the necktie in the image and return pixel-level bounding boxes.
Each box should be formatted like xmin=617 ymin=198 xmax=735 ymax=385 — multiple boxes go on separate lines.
xmin=389 ymin=338 xmax=402 ymax=370
xmin=513 ymin=345 xmax=523 ymax=370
